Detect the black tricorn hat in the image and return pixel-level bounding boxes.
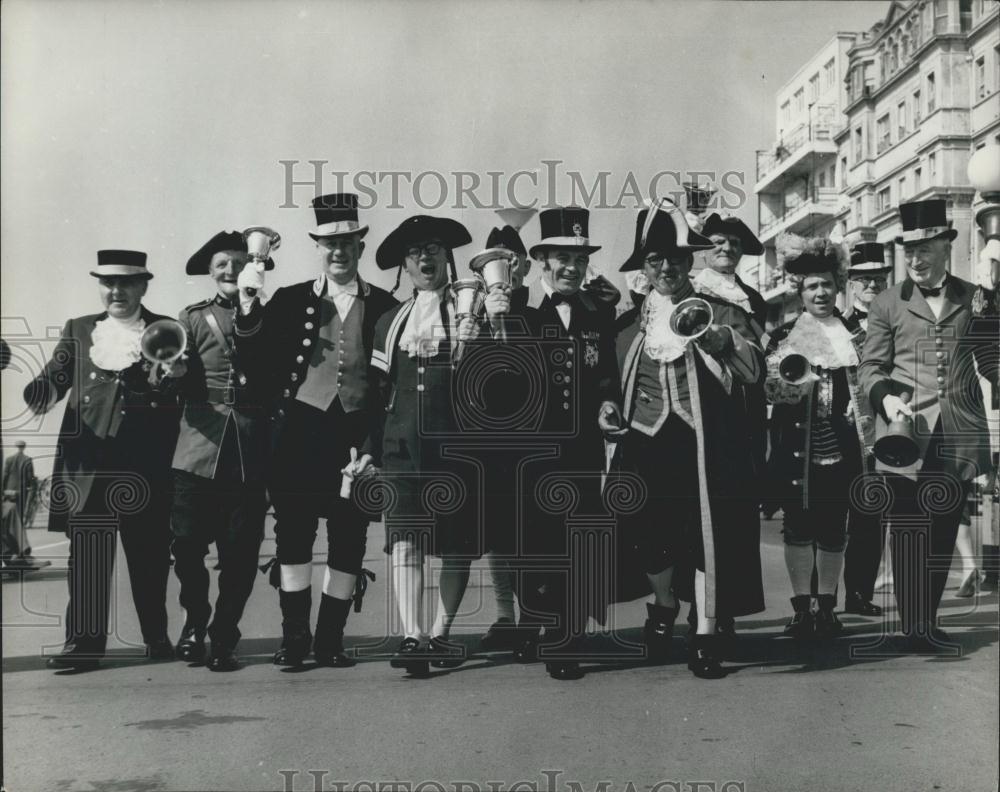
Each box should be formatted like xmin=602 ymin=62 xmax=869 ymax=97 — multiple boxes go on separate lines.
xmin=375 ymin=215 xmax=472 ymax=270
xmin=485 ymin=225 xmax=526 ymax=256
xmin=620 ymin=198 xmax=714 ymax=271
xmin=186 ymin=231 xmax=274 ymax=276
xmin=528 ymin=207 xmax=601 ymax=259
xmin=700 ymin=213 xmax=764 ymax=256
xmin=309 ymin=193 xmax=369 ymax=240
xmin=894 ymin=199 xmax=957 ymax=245
xmin=849 ymin=242 xmax=891 ymax=275
xmin=90 ymin=250 xmax=152 ymax=279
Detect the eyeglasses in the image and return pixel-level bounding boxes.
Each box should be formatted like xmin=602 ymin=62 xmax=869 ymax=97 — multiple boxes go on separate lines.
xmin=405 ymin=242 xmax=443 ymax=260
xmin=851 ymin=276 xmax=887 ymax=286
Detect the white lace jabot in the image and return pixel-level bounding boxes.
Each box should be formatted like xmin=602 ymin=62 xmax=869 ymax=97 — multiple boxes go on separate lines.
xmin=694 ymin=268 xmax=751 ymax=313
xmin=642 ymin=290 xmax=687 ymax=363
xmin=89 ymin=311 xmax=145 ymax=371
xmin=399 ymin=287 xmax=453 ymax=358
xmin=784 ymin=311 xmax=858 ymax=370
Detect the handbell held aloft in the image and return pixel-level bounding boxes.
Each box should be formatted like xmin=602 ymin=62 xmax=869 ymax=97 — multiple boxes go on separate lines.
xmin=242 ymin=226 xmax=281 ymax=298
xmin=451 ymin=277 xmax=487 ymax=366
xmin=140 ymin=319 xmax=188 ymax=365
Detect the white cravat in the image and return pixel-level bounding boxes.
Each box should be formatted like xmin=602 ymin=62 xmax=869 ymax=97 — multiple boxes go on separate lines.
xmin=693 ymin=268 xmax=751 ymax=314
xmin=643 ymin=291 xmax=687 ymax=363
xmin=399 ymin=287 xmax=452 ymax=358
xmin=327 ymin=276 xmax=359 ymax=318
xmin=90 ymin=309 xmax=145 ymax=371
xmin=541 ymin=278 xmax=572 ymax=330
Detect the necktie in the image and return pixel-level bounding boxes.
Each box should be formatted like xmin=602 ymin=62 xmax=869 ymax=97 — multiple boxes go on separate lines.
xmin=918 ymin=276 xmax=948 ymax=298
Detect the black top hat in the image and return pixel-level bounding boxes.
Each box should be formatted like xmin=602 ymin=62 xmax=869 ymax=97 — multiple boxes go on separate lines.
xmin=683 ymin=182 xmax=715 ymax=215
xmin=848 ymin=242 xmax=891 ymax=275
xmin=528 ymin=207 xmax=601 ymax=259
xmin=375 ymin=215 xmax=472 ymax=270
xmin=700 ymin=213 xmax=764 ymax=256
xmin=309 ymin=193 xmax=369 ymax=240
xmin=185 ymin=231 xmax=275 ymax=276
xmin=894 ymin=199 xmax=957 ymax=245
xmin=89 ymin=250 xmax=152 ymax=279
xmin=620 ymin=198 xmax=715 ymax=271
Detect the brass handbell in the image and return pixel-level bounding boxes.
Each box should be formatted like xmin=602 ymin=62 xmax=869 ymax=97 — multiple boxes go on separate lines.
xmin=140 ymin=319 xmax=187 ymax=365
xmin=242 ymin=226 xmax=281 ymax=297
xmin=668 ymin=297 xmax=714 ymax=341
xmin=779 ymin=353 xmax=814 ymax=385
xmin=468 ymin=249 xmax=515 ymax=292
xmin=874 ymin=393 xmax=920 ymax=467
xmin=451 ymin=277 xmax=486 ymax=365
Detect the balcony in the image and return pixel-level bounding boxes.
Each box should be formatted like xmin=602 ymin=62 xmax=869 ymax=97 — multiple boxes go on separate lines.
xmin=758 ymin=186 xmax=842 ymax=243
xmin=755 ymin=104 xmax=841 ymax=193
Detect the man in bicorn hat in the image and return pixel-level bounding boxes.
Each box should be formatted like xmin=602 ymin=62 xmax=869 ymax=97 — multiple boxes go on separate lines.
xmin=235 ymin=194 xmax=397 ymax=667
xmin=508 ymin=206 xmax=621 ymax=681
xmin=859 ymin=199 xmax=998 ymax=649
xmin=168 ymin=232 xmax=273 ymax=671
xmin=24 ymin=251 xmax=181 ymax=670
xmin=841 ymin=241 xmax=893 ymax=618
xmin=604 ymin=199 xmax=764 ymax=679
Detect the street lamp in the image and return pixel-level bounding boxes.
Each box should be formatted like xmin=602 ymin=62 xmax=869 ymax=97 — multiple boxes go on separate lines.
xmin=967 ymin=144 xmax=1000 ymax=289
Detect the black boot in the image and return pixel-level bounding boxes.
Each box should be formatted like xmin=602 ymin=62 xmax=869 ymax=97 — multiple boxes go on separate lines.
xmin=313 ymin=594 xmax=356 ymax=668
xmin=814 ymin=594 xmax=843 ymax=637
xmin=643 ymin=603 xmax=678 ymax=663
xmin=273 ymin=588 xmax=312 ymax=666
xmin=783 ymin=595 xmax=814 ymax=638
xmin=844 ymin=591 xmax=881 ymax=616
xmin=687 ymin=634 xmax=725 ymax=679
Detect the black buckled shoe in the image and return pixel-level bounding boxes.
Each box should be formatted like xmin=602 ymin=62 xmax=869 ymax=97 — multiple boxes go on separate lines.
xmin=844 ymin=592 xmax=882 ymax=616
xmin=207 ymin=645 xmax=240 ymax=672
xmin=175 ymin=626 xmax=207 ymax=662
xmin=314 ymin=649 xmax=356 ymax=668
xmin=47 ymin=643 xmax=101 ymax=671
xmin=545 ymin=660 xmax=583 ymax=681
xmin=390 ymin=637 xmax=429 ymax=676
xmin=428 ymin=636 xmax=466 ymax=668
xmin=273 ymin=634 xmax=312 ymax=667
xmin=783 ymin=595 xmax=814 ymax=638
xmin=481 ymin=618 xmax=520 ymax=651
xmin=687 ymin=635 xmax=725 ymax=679
xmin=146 ymin=637 xmax=175 ymax=661
xmin=643 ymin=603 xmax=678 ymax=663
xmin=814 ymin=595 xmax=843 ymax=638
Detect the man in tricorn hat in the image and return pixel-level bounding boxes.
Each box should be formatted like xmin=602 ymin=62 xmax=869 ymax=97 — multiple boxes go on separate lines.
xmin=695 ymin=213 xmax=768 ymax=329
xmin=24 ymin=251 xmax=181 ymax=670
xmin=168 ymin=231 xmax=273 ymax=671
xmin=845 ymin=242 xmax=892 ymax=331
xmin=605 ymin=198 xmax=764 ymax=679
xmin=859 ymin=198 xmax=998 ymax=649
xmin=236 ymin=194 xmax=397 ymax=667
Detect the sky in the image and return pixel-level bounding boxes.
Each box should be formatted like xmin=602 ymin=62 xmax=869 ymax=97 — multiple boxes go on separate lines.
xmin=0 ymin=0 xmax=888 ymax=469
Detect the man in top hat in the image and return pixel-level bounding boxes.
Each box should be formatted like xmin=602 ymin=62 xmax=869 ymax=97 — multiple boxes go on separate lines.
xmin=24 ymin=251 xmax=181 ymax=669
xmin=846 ymin=242 xmax=892 ymax=331
xmin=235 ymin=194 xmax=397 ymax=667
xmin=167 ymin=232 xmax=274 ymax=671
xmin=604 ymin=199 xmax=764 ymax=678
xmin=503 ymin=206 xmax=621 ymax=680
xmin=859 ymin=199 xmax=998 ymax=648
xmin=841 ymin=241 xmax=893 ymax=617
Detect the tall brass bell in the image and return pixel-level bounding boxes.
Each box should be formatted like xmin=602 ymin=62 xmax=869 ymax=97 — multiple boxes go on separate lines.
xmin=669 ymin=297 xmax=714 ymax=341
xmin=140 ymin=319 xmax=187 ymax=364
xmin=874 ymin=392 xmax=920 ymax=467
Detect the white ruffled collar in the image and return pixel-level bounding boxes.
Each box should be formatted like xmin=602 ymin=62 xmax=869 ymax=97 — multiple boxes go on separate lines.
xmin=90 ymin=311 xmax=146 ymax=372
xmin=784 ymin=311 xmax=858 ymax=369
xmin=399 ymin=287 xmax=453 ymax=359
xmin=694 ymin=268 xmax=751 ymax=313
xmin=642 ymin=290 xmax=687 ymax=363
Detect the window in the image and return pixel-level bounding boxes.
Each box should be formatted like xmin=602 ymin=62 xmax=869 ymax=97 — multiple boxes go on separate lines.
xmin=926 ymin=72 xmax=936 ymax=112
xmin=898 ymin=101 xmax=908 ymax=137
xmin=855 ymin=197 xmax=864 ymax=226
xmin=914 ymin=166 xmax=922 ymax=192
xmin=934 ymin=0 xmax=949 ymax=34
xmin=898 ymin=175 xmax=907 ymax=200
xmin=854 ymin=127 xmax=864 ymax=162
xmin=975 ymin=56 xmax=986 ymax=99
xmin=913 ymin=89 xmax=922 ymax=124
xmin=809 ymin=73 xmax=819 ymax=102
xmin=781 ymin=101 xmax=790 ymax=127
xmin=840 ymin=157 xmax=848 ymax=188
xmin=877 ymin=187 xmax=892 ymax=214
xmin=929 ymin=152 xmax=937 ymax=179
xmin=794 ymin=88 xmax=805 ymax=113
xmin=877 ymin=114 xmax=891 ymax=152
xmin=824 ymin=59 xmax=835 ymax=90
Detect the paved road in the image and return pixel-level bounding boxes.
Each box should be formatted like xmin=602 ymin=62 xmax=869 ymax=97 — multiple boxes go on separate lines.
xmin=3 ymin=518 xmax=998 ymax=792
